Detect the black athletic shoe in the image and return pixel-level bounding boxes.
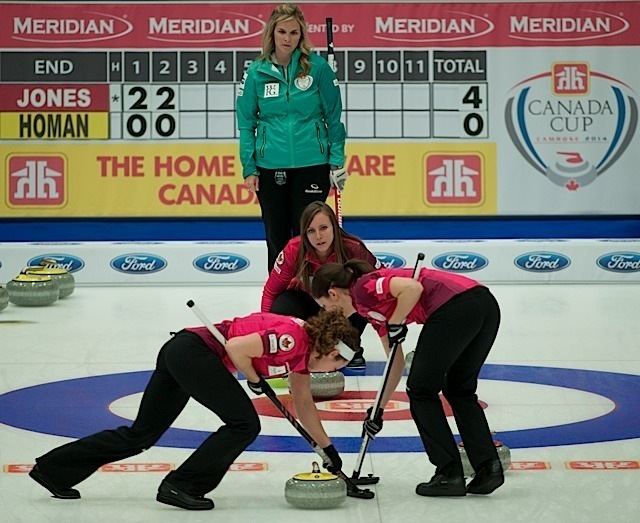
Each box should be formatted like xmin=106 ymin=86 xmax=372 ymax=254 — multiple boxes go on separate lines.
xmin=466 ymin=459 xmax=504 ymax=495
xmin=416 ymin=473 xmax=466 ymax=497
xmin=29 ymin=464 xmax=81 ymax=499
xmin=156 ymin=480 xmax=214 ymax=510
xmin=346 ymin=348 xmax=366 ymax=369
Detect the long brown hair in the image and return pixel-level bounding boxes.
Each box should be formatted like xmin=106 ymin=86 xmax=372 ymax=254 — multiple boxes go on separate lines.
xmin=304 ymin=309 xmax=359 ymax=358
xmin=296 ymin=201 xmax=361 ymax=291
xmin=258 ymin=3 xmax=312 ymax=77
xmin=310 ymin=259 xmax=376 ymax=299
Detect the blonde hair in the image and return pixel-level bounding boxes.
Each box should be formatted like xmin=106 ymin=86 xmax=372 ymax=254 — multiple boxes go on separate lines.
xmin=259 ymin=3 xmax=312 ymax=77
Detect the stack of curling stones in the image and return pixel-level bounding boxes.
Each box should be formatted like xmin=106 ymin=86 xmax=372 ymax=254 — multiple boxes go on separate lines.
xmin=24 ymin=263 xmax=75 ymax=298
xmin=6 ymin=274 xmax=59 ymax=307
xmin=5 ymin=259 xmax=75 ymax=307
xmin=0 ymin=284 xmax=9 ymax=312
xmin=458 ymin=440 xmax=511 ymax=477
xmin=285 ymin=461 xmax=346 ymax=509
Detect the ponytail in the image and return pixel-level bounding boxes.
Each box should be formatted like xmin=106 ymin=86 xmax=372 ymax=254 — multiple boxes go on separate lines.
xmin=311 ymin=259 xmax=375 ymax=298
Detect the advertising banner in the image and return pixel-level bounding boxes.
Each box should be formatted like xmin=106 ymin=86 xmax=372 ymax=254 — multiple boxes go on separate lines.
xmin=1 ymin=239 xmax=639 ymax=285
xmin=1 ymin=2 xmax=638 ymax=218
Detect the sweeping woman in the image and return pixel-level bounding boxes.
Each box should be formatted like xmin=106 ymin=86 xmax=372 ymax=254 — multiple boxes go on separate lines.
xmin=30 ymin=310 xmax=358 ymax=510
xmin=311 ymin=260 xmax=505 ymax=497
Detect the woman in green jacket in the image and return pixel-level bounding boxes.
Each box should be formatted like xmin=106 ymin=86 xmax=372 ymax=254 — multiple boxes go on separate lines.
xmin=236 ymin=3 xmax=347 ymax=271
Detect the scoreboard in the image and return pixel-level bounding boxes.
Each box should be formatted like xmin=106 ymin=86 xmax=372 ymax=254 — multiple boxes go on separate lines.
xmin=0 ymin=49 xmax=487 ymax=141
xmin=1 ymin=1 xmax=639 ymax=218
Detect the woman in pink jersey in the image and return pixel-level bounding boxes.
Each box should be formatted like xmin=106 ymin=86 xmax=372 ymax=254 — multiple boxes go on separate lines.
xmin=262 ymin=200 xmax=379 ymax=368
xmin=311 ymin=260 xmax=504 ymax=498
xmin=30 ymin=310 xmax=358 ymax=511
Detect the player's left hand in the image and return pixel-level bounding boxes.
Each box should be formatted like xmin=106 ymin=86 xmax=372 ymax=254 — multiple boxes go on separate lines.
xmin=329 ymin=166 xmax=347 ymax=192
xmin=387 ymin=323 xmax=408 ymax=347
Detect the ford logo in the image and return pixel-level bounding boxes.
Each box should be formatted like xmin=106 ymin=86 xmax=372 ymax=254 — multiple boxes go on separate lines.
xmin=514 ymin=252 xmax=571 ymax=272
xmin=596 ymin=252 xmax=640 ymax=273
xmin=27 ymin=254 xmax=85 ymax=273
xmin=374 ymin=253 xmax=406 ymax=269
xmin=110 ymin=253 xmax=167 ymax=274
xmin=432 ymin=252 xmax=488 ymax=272
xmin=193 ymin=253 xmax=250 ymax=274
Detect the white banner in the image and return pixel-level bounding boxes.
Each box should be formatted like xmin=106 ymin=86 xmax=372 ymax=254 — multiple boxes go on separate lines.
xmin=1 ymin=239 xmax=639 ymax=285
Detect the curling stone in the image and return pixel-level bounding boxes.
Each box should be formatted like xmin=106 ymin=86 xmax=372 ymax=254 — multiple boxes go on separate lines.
xmin=0 ymin=285 xmax=9 ymax=312
xmin=405 ymin=350 xmax=415 ymax=371
xmin=24 ymin=266 xmax=75 ymax=298
xmin=6 ymin=274 xmax=59 ymax=307
xmin=309 ymin=371 xmax=344 ymax=399
xmin=459 ymin=440 xmax=512 ymax=477
xmin=267 ymin=377 xmax=289 ymax=389
xmin=284 ymin=461 xmax=346 ymax=509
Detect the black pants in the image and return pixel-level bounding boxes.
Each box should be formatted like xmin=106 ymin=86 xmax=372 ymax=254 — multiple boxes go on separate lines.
xmin=271 ymin=288 xmax=368 ymax=340
xmin=257 ymin=164 xmax=330 ymax=271
xmin=35 ymin=331 xmax=260 ymax=496
xmin=406 ymin=287 xmax=501 ymax=477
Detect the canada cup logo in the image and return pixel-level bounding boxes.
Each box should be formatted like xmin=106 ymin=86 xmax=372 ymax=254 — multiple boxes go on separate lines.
xmin=505 ymin=62 xmax=637 ymax=190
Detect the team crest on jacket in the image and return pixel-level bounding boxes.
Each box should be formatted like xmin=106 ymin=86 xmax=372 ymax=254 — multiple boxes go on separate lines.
xmin=295 ymin=75 xmax=313 ymax=91
xmin=279 ymin=334 xmax=295 ymax=351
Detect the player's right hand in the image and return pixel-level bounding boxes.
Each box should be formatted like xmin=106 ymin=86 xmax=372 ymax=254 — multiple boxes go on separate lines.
xmin=321 ymin=444 xmax=342 ymax=473
xmin=329 ymin=166 xmax=347 ymax=192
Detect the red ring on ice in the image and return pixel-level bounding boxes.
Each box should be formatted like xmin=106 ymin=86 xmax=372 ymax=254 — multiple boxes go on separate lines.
xmin=251 ymin=391 xmax=487 ymax=421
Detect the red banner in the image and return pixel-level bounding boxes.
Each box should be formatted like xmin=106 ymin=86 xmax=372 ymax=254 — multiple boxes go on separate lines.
xmin=2 ymin=2 xmax=639 ymax=48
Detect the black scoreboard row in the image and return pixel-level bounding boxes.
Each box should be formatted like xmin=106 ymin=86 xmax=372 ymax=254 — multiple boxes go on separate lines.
xmin=0 ymin=50 xmax=487 ymax=83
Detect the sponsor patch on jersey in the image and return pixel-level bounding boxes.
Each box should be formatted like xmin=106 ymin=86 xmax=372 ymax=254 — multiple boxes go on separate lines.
xmin=375 ymin=277 xmax=386 ymax=295
xmin=294 ymin=75 xmax=313 ymax=91
xmin=333 ymin=78 xmax=339 ymax=87
xmin=268 ymin=333 xmax=278 ymax=353
xmin=264 ymin=83 xmax=279 ymax=98
xmin=267 ymin=364 xmax=288 ymax=377
xmin=279 ymin=334 xmax=295 ymax=352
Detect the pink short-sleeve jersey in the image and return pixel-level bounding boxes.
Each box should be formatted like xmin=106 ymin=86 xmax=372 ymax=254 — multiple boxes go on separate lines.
xmin=351 ymin=268 xmax=481 ymax=336
xmin=185 ymin=312 xmax=311 ymax=377
xmin=261 ymin=235 xmax=380 ymax=312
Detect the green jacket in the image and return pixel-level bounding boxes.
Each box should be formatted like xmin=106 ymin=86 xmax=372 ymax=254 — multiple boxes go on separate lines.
xmin=236 ymin=48 xmax=345 ymax=178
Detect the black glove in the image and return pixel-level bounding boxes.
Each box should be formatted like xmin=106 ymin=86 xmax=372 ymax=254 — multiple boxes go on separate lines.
xmin=321 ymin=444 xmax=342 ymax=474
xmin=387 ymin=323 xmax=408 ymax=347
xmin=362 ymin=406 xmax=384 ymax=438
xmin=247 ymin=377 xmax=269 ymax=396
